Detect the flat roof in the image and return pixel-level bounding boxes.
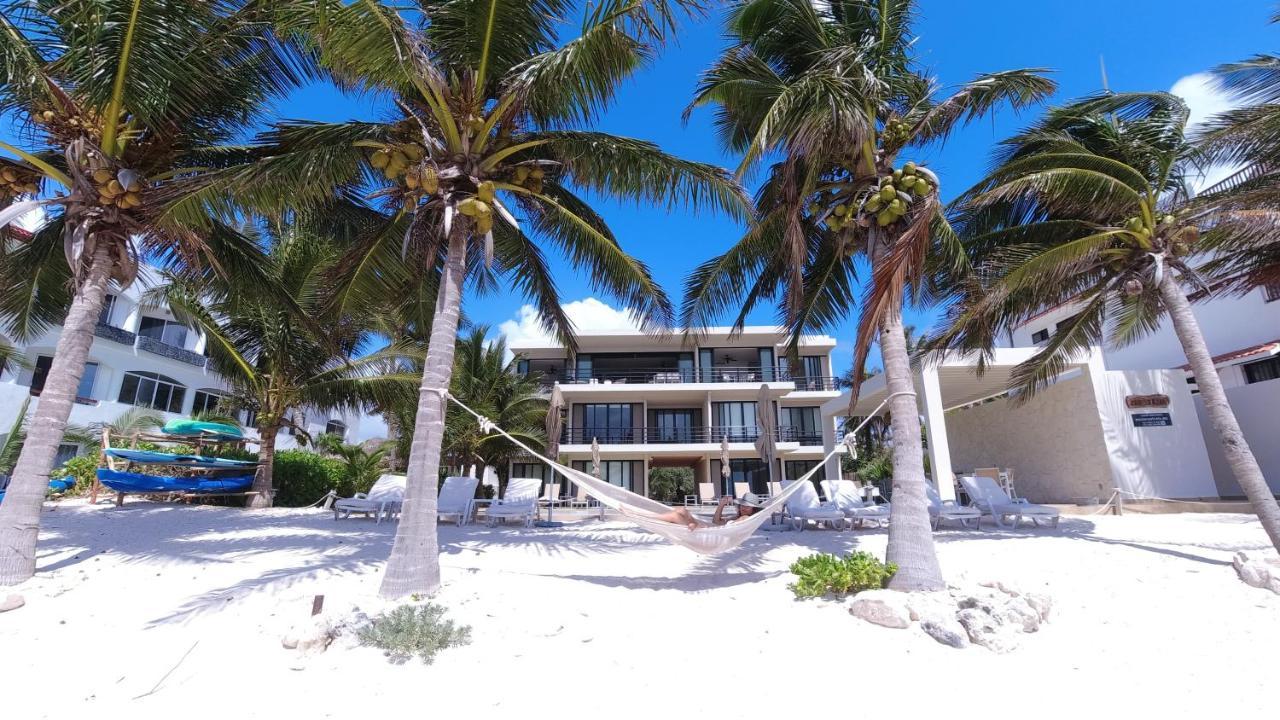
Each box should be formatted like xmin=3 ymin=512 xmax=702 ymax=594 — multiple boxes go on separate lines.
xmin=509 ymin=326 xmax=838 ymax=352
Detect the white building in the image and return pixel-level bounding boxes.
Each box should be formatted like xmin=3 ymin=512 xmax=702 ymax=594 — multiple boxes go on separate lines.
xmin=0 ymin=269 xmax=388 ymax=464
xmin=1001 ymin=281 xmax=1280 ymax=497
xmin=510 ymin=327 xmax=843 ymax=497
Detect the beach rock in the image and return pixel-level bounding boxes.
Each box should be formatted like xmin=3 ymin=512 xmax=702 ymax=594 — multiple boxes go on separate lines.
xmin=956 ymin=608 xmax=1020 ymax=654
xmin=904 ymin=591 xmax=952 ymax=622
xmin=0 ymin=594 xmax=24 ymax=613
xmin=283 ymin=602 xmax=367 ymax=655
xmin=848 ymin=590 xmax=911 ymax=629
xmin=1233 ymin=552 xmax=1280 ymax=595
xmin=1024 ymin=593 xmax=1053 ymax=621
xmin=978 ymin=580 xmax=1021 ymax=597
xmin=921 ymin=617 xmax=969 ymax=649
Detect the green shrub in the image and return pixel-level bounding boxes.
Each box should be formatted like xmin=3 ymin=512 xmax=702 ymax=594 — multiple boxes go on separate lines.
xmin=51 ymin=454 xmax=98 ymax=494
xmin=788 ymin=551 xmax=897 ymax=599
xmin=357 ymin=604 xmax=472 ymax=665
xmin=272 ymin=450 xmax=351 ymax=506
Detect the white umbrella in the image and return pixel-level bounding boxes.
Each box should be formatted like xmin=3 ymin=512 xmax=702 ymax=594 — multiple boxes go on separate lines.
xmin=591 ymin=436 xmax=602 ymax=479
xmin=720 ymin=434 xmax=731 ymax=496
xmin=754 ymin=384 xmax=777 ymax=492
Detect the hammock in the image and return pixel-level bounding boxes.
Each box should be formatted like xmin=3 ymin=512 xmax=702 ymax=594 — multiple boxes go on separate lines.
xmin=442 ymin=390 xmax=848 ymax=555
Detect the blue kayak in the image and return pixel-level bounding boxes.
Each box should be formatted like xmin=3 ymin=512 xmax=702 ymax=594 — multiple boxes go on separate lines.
xmin=161 ymin=419 xmax=244 ymax=440
xmin=96 ymin=468 xmax=254 ymax=494
xmin=106 ymin=448 xmax=258 ymax=469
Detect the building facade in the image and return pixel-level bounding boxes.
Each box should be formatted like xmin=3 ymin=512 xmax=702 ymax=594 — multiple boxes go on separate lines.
xmin=510 ymin=327 xmax=843 ymax=498
xmin=1000 ymin=281 xmax=1280 ymax=496
xmin=0 ymin=269 xmax=388 ymax=464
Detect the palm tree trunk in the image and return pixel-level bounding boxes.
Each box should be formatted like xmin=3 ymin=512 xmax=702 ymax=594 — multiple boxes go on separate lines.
xmin=379 ymin=217 xmax=469 ymax=599
xmin=0 ymin=241 xmax=113 ymax=586
xmin=1159 ymin=273 xmax=1280 ymax=552
xmin=871 ymin=238 xmax=945 ymax=592
xmin=248 ymin=423 xmax=280 ymax=508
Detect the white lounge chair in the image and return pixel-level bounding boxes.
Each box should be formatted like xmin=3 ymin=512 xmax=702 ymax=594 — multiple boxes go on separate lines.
xmin=959 ymin=475 xmax=1060 ymax=529
xmin=733 ymin=481 xmax=751 ymax=499
xmin=697 ymin=482 xmax=718 ymax=506
xmin=821 ymin=480 xmax=892 ymax=528
xmin=438 ymin=476 xmax=479 ymax=526
xmin=923 ymin=481 xmax=981 ymax=530
xmin=538 ymin=482 xmax=564 ymax=508
xmin=334 ymin=474 xmax=406 ymax=524
xmin=781 ymin=480 xmax=848 ymax=531
xmin=486 ymin=477 xmax=542 ymax=528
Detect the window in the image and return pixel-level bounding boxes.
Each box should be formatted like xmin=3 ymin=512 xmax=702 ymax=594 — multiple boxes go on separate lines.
xmin=31 ymin=356 xmax=97 ymax=399
xmin=118 ymin=371 xmax=186 ymax=413
xmin=711 ymin=458 xmax=768 ymax=495
xmin=582 ymin=403 xmax=634 ymax=443
xmin=784 ymin=460 xmax=820 ymax=481
xmin=192 ymin=389 xmax=227 ymax=415
xmin=325 ymin=420 xmax=348 ymax=440
xmin=796 ymin=355 xmax=826 ymax=389
xmin=98 ymin=295 xmax=117 ymax=327
xmin=712 ymin=401 xmax=759 ymax=441
xmin=651 ymin=409 xmax=697 ymax=443
xmin=54 ymin=444 xmax=80 ymax=468
xmin=240 ymin=408 xmax=258 ymax=428
xmin=1031 ymin=328 xmax=1049 ymax=344
xmin=511 ymin=462 xmax=550 ymax=483
xmin=1243 ymin=356 xmax=1280 ymax=385
xmin=138 ymin=317 xmax=189 ymax=348
xmin=1264 ymin=281 xmax=1280 ymax=303
xmin=572 ymin=459 xmax=641 ymax=492
xmin=780 ymin=406 xmax=822 ymax=444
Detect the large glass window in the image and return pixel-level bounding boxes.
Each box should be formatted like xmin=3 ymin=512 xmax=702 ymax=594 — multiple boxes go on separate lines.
xmin=582 ymin=403 xmax=634 ymax=443
xmin=325 ymin=420 xmax=347 ymax=440
xmin=31 ymin=356 xmax=97 ymax=399
xmin=192 ymin=389 xmax=227 ymax=415
xmin=712 ymin=401 xmax=759 ymax=441
xmin=651 ymin=409 xmax=697 ymax=443
xmin=796 ymin=356 xmax=826 ymax=390
xmin=712 ymin=458 xmax=769 ymax=495
xmin=759 ymin=348 xmax=776 ymax=381
xmin=780 ymin=406 xmax=822 ymax=444
xmin=1244 ymin=356 xmax=1280 ymax=384
xmin=98 ymin=295 xmax=117 ymax=327
xmin=54 ymin=444 xmax=81 ymax=468
xmin=118 ymin=371 xmax=186 ymax=413
xmin=511 ymin=462 xmax=550 ymax=483
xmin=572 ymin=459 xmax=641 ymax=492
xmin=138 ymin=317 xmax=189 ymax=348
xmin=783 ymin=459 xmax=820 ymax=481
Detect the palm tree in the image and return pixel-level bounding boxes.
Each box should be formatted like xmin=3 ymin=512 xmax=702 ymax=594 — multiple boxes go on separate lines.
xmin=441 ymin=329 xmax=548 ymax=478
xmin=681 ymin=0 xmax=1053 ymax=591
xmin=152 ymin=230 xmax=419 ymax=508
xmin=243 ymin=0 xmax=746 ymax=598
xmin=934 ymin=92 xmax=1280 ymax=553
xmin=0 ymin=1 xmax=308 ymax=585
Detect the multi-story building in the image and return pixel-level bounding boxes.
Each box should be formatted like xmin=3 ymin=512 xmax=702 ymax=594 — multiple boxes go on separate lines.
xmin=0 ymin=269 xmax=388 ymax=464
xmin=1000 ymin=281 xmax=1280 ymax=495
xmin=510 ymin=327 xmax=843 ymax=497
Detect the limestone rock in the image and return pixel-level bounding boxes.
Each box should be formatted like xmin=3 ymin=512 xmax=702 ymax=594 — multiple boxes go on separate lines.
xmin=1024 ymin=593 xmax=1053 ymax=621
xmin=282 ymin=601 xmax=367 ymax=655
xmin=978 ymin=580 xmax=1021 ymax=597
xmin=0 ymin=594 xmax=24 ymax=613
xmin=1233 ymin=552 xmax=1280 ymax=595
xmin=957 ymin=607 xmax=1020 ymax=654
xmin=904 ymin=591 xmax=952 ymax=622
xmin=848 ymin=589 xmax=911 ymax=629
xmin=921 ymin=617 xmax=969 ymax=649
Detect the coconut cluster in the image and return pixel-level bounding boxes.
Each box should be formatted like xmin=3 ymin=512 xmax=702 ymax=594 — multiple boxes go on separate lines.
xmin=0 ymin=166 xmax=40 ymax=198
xmin=882 ymin=118 xmax=911 ymax=147
xmin=859 ymin=162 xmax=934 ymax=227
xmin=509 ymin=165 xmax=545 ymax=194
xmin=92 ymin=167 xmax=144 ymax=210
xmin=457 ymin=181 xmax=497 ymax=234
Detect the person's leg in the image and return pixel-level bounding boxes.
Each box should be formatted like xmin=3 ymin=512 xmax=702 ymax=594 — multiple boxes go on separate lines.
xmin=653 ymin=506 xmax=704 ymax=531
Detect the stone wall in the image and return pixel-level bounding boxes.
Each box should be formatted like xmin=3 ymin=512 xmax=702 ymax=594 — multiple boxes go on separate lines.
xmin=945 ymin=373 xmax=1113 ymax=503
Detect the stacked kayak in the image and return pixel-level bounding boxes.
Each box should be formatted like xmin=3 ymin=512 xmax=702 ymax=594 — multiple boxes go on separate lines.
xmin=97 ymin=448 xmax=258 ymax=496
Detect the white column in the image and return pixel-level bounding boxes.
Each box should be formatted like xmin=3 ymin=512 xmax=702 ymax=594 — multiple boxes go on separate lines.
xmin=920 ymin=364 xmax=956 ymax=500
xmin=822 ymin=409 xmax=839 ymax=480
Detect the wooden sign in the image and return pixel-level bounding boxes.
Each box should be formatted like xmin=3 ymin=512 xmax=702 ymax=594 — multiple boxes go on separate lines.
xmin=1125 ymin=394 xmax=1170 ymax=409
xmin=1131 ymin=412 xmax=1173 ymax=428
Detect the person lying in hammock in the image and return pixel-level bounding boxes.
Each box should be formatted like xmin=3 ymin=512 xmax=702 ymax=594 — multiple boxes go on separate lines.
xmin=654 ymin=493 xmax=766 ymax=531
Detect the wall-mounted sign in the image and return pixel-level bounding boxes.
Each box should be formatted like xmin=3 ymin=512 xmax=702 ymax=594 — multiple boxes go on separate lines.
xmin=1131 ymin=412 xmax=1173 ymax=428
xmin=1125 ymin=394 xmax=1170 ymax=409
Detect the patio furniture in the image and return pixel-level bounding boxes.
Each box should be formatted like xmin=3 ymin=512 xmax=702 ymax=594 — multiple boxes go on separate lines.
xmin=653 ymin=371 xmax=683 ymax=383
xmin=438 ymin=476 xmax=479 ymax=526
xmin=333 ymin=474 xmax=406 ymax=523
xmin=781 ymin=479 xmax=848 ymax=531
xmin=733 ymin=481 xmax=750 ymax=499
xmin=486 ymin=477 xmax=542 ymax=528
xmin=923 ymin=481 xmax=981 ymax=530
xmin=539 ymin=482 xmax=564 ymax=508
xmin=697 ymin=482 xmax=718 ymax=506
xmin=959 ymin=475 xmax=1060 ymax=529
xmin=821 ymin=480 xmax=891 ymax=528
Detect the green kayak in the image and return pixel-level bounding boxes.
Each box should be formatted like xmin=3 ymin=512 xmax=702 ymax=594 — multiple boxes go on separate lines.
xmin=162 ymin=419 xmax=244 ymax=440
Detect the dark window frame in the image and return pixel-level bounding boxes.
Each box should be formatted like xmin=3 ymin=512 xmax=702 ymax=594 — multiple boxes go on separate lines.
xmin=118 ymin=370 xmax=186 ymax=413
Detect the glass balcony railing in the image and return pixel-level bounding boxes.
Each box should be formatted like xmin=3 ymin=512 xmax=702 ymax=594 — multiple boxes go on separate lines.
xmin=559 ymin=426 xmax=824 ymax=445
xmin=550 ymin=366 xmax=836 ymax=389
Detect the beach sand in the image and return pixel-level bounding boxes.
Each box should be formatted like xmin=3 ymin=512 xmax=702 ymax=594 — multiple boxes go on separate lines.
xmin=1 ymin=500 xmax=1275 ymax=719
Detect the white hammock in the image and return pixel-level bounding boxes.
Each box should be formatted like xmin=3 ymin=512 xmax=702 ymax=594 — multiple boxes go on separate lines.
xmin=441 ymin=390 xmax=847 ymax=555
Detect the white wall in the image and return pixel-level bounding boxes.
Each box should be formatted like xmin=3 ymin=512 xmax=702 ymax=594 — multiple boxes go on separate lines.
xmin=946 ymin=373 xmax=1114 ymax=503
xmin=1194 ymin=379 xmax=1280 ymax=497
xmin=1087 ymin=363 xmax=1219 ymax=500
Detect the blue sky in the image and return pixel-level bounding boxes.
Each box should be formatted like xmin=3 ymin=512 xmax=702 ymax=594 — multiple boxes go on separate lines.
xmin=8 ymin=1 xmax=1275 ymax=374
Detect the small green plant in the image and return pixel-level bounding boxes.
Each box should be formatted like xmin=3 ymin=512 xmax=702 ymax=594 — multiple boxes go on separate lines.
xmin=357 ymin=604 xmax=472 ymax=665
xmin=51 ymin=455 xmax=98 ymax=494
xmin=788 ymin=551 xmax=897 ymax=599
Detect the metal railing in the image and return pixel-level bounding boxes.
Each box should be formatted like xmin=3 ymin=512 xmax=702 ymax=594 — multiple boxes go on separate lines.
xmin=560 ymin=425 xmax=824 ymax=445
xmin=136 ymin=335 xmax=208 ymax=368
xmin=548 ymin=366 xmax=837 ymax=389
xmin=94 ymin=322 xmax=136 ymax=346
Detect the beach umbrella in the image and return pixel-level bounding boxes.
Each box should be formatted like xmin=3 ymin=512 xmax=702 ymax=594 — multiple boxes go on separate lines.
xmin=720 ymin=434 xmax=731 ymax=496
xmin=754 ymin=384 xmax=777 ymax=492
xmin=591 ymin=436 xmax=602 ymax=480
xmin=536 ymin=387 xmax=567 ymax=528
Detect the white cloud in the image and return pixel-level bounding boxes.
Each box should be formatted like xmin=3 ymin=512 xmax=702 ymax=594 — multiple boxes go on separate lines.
xmin=497 ymin=297 xmax=643 ymax=349
xmin=1170 ymin=72 xmax=1243 ymax=192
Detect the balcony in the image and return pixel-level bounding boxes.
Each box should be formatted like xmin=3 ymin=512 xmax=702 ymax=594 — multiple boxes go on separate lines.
xmin=136 ymin=335 xmax=207 ymax=368
xmin=556 ymin=366 xmax=837 ymax=389
xmin=560 ymin=426 xmax=824 ymax=446
xmin=94 ymin=322 xmax=136 ymax=346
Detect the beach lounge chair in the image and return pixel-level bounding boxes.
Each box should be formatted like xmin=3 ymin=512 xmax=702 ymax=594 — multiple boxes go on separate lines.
xmin=923 ymin=482 xmax=981 ymax=530
xmin=821 ymin=480 xmax=891 ymax=528
xmin=767 ymin=480 xmax=782 ymax=498
xmin=781 ymin=480 xmax=848 ymax=531
xmin=334 ymin=474 xmax=406 ymax=523
xmin=486 ymin=477 xmax=542 ymax=528
xmin=733 ymin=481 xmax=750 ymax=499
xmin=697 ymin=482 xmax=718 ymax=506
xmin=438 ymin=476 xmax=479 ymax=526
xmin=569 ymin=482 xmax=591 ymax=508
xmin=959 ymin=475 xmax=1060 ymax=529
xmin=539 ymin=482 xmax=564 ymax=508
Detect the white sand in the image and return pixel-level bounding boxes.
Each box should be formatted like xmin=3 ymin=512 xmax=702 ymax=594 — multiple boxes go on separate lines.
xmin=2 ymin=500 xmax=1276 ymax=719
